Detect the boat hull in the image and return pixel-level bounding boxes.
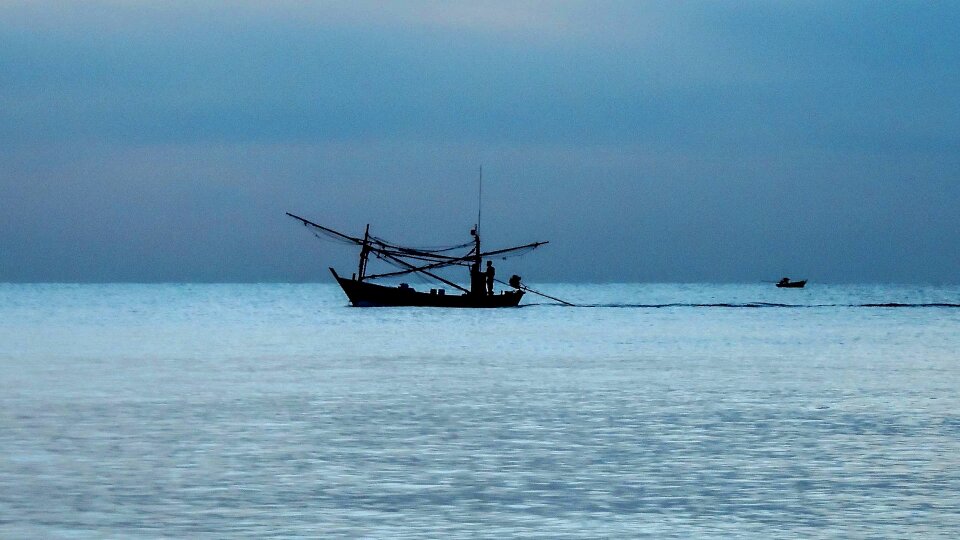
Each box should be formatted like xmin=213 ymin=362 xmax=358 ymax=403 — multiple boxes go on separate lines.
xmin=331 ymin=268 xmax=523 ymax=307
xmin=776 ymin=280 xmax=807 ymax=288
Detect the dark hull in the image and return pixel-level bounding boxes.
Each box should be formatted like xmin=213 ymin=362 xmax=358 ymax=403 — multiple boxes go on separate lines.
xmin=330 ymin=268 xmax=523 ymax=307
xmin=776 ymin=280 xmax=807 ymax=288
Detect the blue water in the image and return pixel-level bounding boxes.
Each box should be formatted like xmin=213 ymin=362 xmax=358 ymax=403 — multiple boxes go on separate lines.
xmin=1 ymin=283 xmax=959 ymax=538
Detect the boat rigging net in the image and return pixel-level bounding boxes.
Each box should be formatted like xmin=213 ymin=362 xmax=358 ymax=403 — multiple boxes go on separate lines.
xmin=286 ymin=212 xmax=548 ymax=287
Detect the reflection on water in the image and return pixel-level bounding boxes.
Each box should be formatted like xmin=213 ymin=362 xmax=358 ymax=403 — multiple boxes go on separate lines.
xmin=1 ymin=283 xmax=959 ymax=538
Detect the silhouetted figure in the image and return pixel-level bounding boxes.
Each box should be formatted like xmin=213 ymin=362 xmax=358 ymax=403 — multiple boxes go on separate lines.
xmin=778 ymin=277 xmax=790 ymax=286
xmin=470 ymin=262 xmax=484 ymax=296
xmin=485 ymin=261 xmax=496 ymax=295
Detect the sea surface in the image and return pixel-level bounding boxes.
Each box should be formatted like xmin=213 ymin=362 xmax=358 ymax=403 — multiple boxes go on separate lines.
xmin=1 ymin=283 xmax=959 ymax=538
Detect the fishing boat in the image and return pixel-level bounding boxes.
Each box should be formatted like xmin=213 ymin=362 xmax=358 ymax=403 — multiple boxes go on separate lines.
xmin=776 ymin=277 xmax=807 ymax=288
xmin=286 ymin=212 xmax=551 ymax=307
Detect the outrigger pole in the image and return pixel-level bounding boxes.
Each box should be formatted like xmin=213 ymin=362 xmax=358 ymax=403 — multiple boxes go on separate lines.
xmin=288 ymin=212 xmax=470 ymax=262
xmin=375 ymin=251 xmax=470 ymax=294
xmin=286 ymin=212 xmax=363 ymax=244
xmin=494 ymin=277 xmax=575 ymax=306
xmin=365 ymin=241 xmax=549 ymax=280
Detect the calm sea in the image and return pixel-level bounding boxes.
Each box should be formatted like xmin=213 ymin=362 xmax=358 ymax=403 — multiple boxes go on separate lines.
xmin=1 ymin=283 xmax=959 ymax=538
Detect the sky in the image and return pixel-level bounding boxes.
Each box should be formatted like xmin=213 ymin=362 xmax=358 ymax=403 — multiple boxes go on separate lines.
xmin=1 ymin=1 xmax=959 ymax=283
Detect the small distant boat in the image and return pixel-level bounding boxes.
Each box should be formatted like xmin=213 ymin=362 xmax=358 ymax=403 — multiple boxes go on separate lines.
xmin=776 ymin=277 xmax=807 ymax=288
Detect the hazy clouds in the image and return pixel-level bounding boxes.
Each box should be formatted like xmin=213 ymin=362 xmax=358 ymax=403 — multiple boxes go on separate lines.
xmin=2 ymin=1 xmax=958 ymax=282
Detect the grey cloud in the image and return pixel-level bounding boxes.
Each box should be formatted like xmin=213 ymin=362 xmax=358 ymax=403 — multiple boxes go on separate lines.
xmin=1 ymin=2 xmax=958 ymax=282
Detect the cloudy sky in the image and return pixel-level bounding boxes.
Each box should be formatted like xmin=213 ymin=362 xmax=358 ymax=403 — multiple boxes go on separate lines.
xmin=2 ymin=1 xmax=958 ymax=283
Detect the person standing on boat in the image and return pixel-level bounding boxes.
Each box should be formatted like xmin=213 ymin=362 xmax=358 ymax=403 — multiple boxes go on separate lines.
xmin=470 ymin=261 xmax=485 ymax=296
xmin=485 ymin=260 xmax=496 ymax=296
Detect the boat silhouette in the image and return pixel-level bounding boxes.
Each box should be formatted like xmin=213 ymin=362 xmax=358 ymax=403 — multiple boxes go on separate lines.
xmin=776 ymin=277 xmax=807 ymax=288
xmin=287 ymin=212 xmax=548 ymax=308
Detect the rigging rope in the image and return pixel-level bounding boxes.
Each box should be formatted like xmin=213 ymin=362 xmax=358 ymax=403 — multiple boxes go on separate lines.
xmin=291 ymin=213 xmax=546 ymax=286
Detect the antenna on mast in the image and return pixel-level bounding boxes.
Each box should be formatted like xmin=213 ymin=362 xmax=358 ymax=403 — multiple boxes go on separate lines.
xmin=477 ymin=165 xmax=483 ymax=236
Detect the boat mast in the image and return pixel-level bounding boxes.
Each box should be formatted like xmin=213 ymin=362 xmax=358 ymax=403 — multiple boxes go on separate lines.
xmin=477 ymin=165 xmax=482 ymax=238
xmin=358 ymin=223 xmax=370 ymax=281
xmin=473 ymin=165 xmax=482 ymax=263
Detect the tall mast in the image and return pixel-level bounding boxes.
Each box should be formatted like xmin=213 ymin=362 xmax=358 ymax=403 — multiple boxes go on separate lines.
xmin=358 ymin=223 xmax=370 ymax=281
xmin=464 ymin=167 xmax=482 ymax=296
xmin=474 ymin=165 xmax=482 ymax=262
xmin=477 ymin=165 xmax=482 ymax=237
